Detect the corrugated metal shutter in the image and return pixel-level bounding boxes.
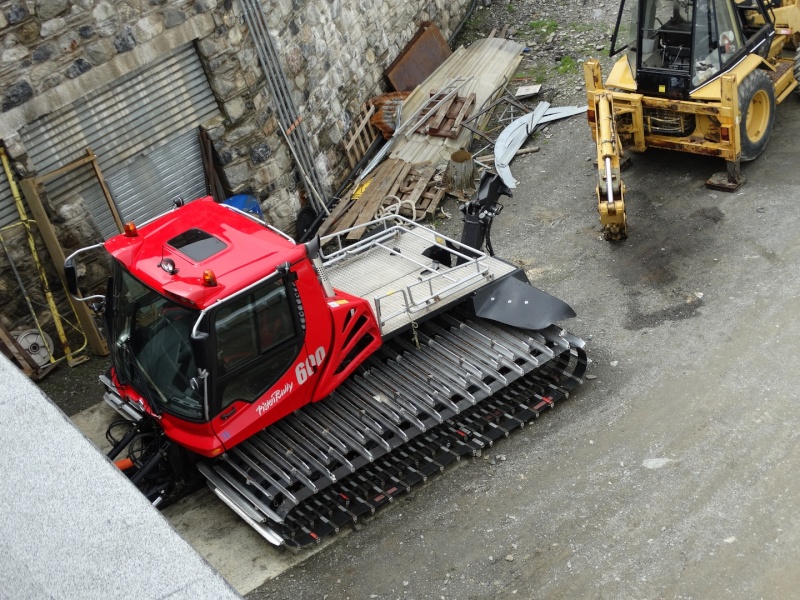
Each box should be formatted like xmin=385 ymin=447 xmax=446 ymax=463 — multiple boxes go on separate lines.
xmin=20 ymin=43 xmax=220 ymax=239
xmin=0 ymin=176 xmax=16 ymax=229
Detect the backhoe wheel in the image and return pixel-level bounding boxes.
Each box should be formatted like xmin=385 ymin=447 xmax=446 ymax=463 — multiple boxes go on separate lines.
xmin=738 ymin=69 xmax=775 ymax=162
xmin=795 ymin=46 xmax=800 ymax=94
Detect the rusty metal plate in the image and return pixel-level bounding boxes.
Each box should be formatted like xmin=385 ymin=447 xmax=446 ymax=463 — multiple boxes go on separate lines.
xmin=385 ymin=22 xmax=452 ymax=92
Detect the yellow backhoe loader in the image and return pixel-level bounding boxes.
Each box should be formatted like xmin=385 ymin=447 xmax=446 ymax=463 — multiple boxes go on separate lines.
xmin=584 ymin=0 xmax=800 ymax=240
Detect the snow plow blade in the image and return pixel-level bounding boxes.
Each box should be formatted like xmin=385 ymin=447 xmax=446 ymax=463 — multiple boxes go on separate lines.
xmin=467 ymin=271 xmax=576 ymax=330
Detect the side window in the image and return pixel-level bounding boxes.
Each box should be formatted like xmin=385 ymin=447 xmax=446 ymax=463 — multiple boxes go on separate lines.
xmin=215 ymin=299 xmax=258 ymax=370
xmin=213 ymin=279 xmax=301 ymax=410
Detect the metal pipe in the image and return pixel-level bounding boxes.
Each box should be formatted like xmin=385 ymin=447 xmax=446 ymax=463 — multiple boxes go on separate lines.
xmin=1 ymin=148 xmax=75 ymax=363
xmin=107 ymin=422 xmax=143 ymax=460
xmin=449 ymin=0 xmax=480 ymax=46
xmin=240 ymin=0 xmax=329 ymax=214
xmin=605 ymin=157 xmax=614 ymax=205
xmin=130 ymin=442 xmax=170 ymax=486
xmin=278 ymin=123 xmax=329 ymax=215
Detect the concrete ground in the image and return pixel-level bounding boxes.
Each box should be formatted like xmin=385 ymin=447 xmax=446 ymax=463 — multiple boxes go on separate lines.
xmin=42 ymin=99 xmax=800 ymax=599
xmin=245 ymin=104 xmax=800 ymax=598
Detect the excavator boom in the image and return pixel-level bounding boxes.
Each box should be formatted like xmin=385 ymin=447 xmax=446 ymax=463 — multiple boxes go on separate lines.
xmin=584 ymin=0 xmax=800 ymax=238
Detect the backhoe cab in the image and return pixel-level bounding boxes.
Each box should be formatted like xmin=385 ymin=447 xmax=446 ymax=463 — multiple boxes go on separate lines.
xmin=585 ymin=0 xmax=800 ymax=239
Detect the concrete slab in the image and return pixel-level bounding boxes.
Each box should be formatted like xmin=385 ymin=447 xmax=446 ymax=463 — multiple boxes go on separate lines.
xmin=0 ymin=355 xmax=241 ymax=600
xmin=69 ymin=395 xmax=331 ymax=595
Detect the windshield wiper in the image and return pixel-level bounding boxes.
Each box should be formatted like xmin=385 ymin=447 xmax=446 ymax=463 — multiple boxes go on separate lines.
xmin=119 ymin=339 xmax=162 ymax=416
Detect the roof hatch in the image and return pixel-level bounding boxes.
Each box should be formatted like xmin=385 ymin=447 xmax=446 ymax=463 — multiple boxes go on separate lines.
xmin=168 ymin=228 xmax=227 ymax=262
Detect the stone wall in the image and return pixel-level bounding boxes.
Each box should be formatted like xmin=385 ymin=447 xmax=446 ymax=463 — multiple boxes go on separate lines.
xmin=0 ymin=0 xmax=471 ymax=344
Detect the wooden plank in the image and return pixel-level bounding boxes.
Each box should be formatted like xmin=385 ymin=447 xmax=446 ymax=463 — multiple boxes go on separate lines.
xmin=328 ymin=161 xmax=401 ymax=237
xmin=324 ymin=180 xmax=371 ymax=236
xmin=515 ymin=84 xmax=542 ymax=99
xmin=424 ymin=186 xmax=446 ymax=218
xmin=89 ymin=149 xmax=124 ymax=234
xmin=346 ymin=160 xmax=411 ymax=240
xmin=415 ymin=93 xmax=454 ymax=135
xmin=449 ymin=93 xmax=476 ymax=136
xmin=415 ymin=92 xmax=475 ymax=139
xmin=425 ymin=94 xmax=456 ymax=132
xmin=317 ymin=194 xmax=356 ymax=237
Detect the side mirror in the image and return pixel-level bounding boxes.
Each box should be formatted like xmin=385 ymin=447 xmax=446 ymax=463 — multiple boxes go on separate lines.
xmin=65 ymin=256 xmax=79 ymax=296
xmin=190 ymin=331 xmax=213 ymax=371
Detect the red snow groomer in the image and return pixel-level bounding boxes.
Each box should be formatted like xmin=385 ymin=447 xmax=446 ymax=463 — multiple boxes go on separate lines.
xmin=66 ymin=173 xmax=586 ymax=549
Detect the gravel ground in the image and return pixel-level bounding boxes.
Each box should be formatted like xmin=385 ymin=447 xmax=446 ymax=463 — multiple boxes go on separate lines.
xmin=244 ymin=3 xmax=800 ymax=599
xmin=457 ymin=0 xmax=619 ymax=106
xmin=38 ymin=355 xmax=110 ymax=417
xmin=243 ymin=118 xmax=800 ymax=598
xmin=37 ymin=1 xmax=800 ymax=598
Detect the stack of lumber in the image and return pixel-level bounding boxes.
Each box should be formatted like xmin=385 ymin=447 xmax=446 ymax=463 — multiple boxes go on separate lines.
xmin=390 ymin=37 xmax=524 ymax=165
xmin=318 ymin=159 xmax=444 ymax=238
xmin=320 ymin=36 xmax=524 ymax=240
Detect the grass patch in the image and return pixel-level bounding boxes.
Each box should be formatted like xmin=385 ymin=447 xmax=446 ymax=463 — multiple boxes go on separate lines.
xmin=529 ymin=19 xmax=558 ymax=35
xmin=515 ymin=65 xmax=549 ymax=84
xmin=568 ymin=22 xmax=596 ymax=33
xmin=557 ymin=55 xmax=579 ymax=74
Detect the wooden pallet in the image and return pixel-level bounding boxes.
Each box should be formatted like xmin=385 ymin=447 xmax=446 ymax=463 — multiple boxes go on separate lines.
xmin=414 ymin=92 xmax=476 ymax=138
xmin=343 ymin=104 xmax=380 ymax=169
xmin=380 ymin=163 xmax=444 ymax=220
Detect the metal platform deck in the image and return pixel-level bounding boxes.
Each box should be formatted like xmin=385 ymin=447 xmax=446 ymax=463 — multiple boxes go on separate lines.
xmin=321 ymin=216 xmax=516 ymax=336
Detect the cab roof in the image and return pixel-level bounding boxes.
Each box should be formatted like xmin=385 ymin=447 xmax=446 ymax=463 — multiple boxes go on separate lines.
xmin=104 ymin=197 xmax=306 ymax=309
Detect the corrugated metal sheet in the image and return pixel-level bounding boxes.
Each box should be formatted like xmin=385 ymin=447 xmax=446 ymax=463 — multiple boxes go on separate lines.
xmin=390 ymin=37 xmax=525 ymax=165
xmin=20 ymin=43 xmax=220 ymax=239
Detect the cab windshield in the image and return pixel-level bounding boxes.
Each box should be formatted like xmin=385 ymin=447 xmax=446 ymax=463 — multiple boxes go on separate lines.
xmin=109 ymin=263 xmax=204 ymax=420
xmin=613 ymin=0 xmax=747 ymax=89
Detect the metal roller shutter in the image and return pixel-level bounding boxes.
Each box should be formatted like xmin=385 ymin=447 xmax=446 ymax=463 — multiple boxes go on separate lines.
xmin=20 ymin=43 xmax=221 ymax=239
xmin=0 ymin=177 xmax=16 ymax=229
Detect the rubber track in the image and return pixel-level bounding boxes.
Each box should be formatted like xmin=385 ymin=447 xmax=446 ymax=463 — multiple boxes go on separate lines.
xmin=198 ymin=313 xmax=586 ymax=548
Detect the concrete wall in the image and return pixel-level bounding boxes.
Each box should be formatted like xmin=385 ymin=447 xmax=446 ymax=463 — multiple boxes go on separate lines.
xmin=0 ymin=0 xmax=470 ymax=342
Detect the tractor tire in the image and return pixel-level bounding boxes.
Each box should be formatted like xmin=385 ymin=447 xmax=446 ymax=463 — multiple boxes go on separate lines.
xmin=795 ymin=46 xmax=800 ymax=93
xmin=738 ymin=69 xmax=775 ymax=162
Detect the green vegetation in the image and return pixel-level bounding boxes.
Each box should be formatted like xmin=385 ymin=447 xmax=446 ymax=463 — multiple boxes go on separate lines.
xmin=557 ymin=55 xmax=579 ymax=74
xmin=529 ymin=19 xmax=558 ymax=35
xmin=568 ymin=22 xmax=596 ymax=33
xmin=507 ymin=3 xmax=516 ymax=13
xmin=455 ymin=10 xmax=489 ymax=45
xmin=515 ymin=65 xmax=549 ymax=84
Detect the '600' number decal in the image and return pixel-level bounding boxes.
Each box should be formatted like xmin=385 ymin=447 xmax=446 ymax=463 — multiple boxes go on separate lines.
xmin=296 ymin=346 xmax=326 ymax=384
